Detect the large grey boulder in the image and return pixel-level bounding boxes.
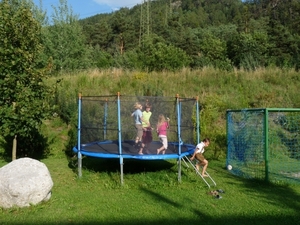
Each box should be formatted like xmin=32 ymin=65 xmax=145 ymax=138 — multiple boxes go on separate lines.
xmin=0 ymin=157 xmax=53 ymax=208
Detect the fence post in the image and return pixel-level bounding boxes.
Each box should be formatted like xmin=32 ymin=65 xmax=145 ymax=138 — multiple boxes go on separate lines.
xmin=264 ymin=108 xmax=269 ymax=182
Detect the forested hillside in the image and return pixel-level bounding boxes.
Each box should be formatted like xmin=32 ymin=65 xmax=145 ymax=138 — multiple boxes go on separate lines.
xmin=20 ymin=0 xmax=300 ymax=73
xmin=76 ymin=0 xmax=300 ymax=71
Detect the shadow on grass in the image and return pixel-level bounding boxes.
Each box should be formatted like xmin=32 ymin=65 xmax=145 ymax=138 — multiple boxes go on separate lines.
xmin=210 ymin=164 xmax=300 ymax=223
xmin=68 ymin=156 xmax=175 ymax=174
xmin=5 ymin=204 xmax=299 ymax=225
xmin=236 ymin=178 xmax=300 ymax=217
xmin=140 ymin=186 xmax=182 ymax=208
xmin=53 ymin=159 xmax=300 ymax=225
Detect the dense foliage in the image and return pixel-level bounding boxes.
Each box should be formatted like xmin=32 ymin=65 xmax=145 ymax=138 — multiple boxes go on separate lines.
xmin=39 ymin=0 xmax=91 ymax=72
xmin=26 ymin=0 xmax=300 ymax=72
xmin=76 ymin=0 xmax=300 ymax=71
xmin=0 ymin=0 xmax=52 ymax=156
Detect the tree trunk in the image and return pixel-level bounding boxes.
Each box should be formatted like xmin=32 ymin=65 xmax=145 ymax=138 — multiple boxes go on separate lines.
xmin=12 ymin=135 xmax=17 ymax=161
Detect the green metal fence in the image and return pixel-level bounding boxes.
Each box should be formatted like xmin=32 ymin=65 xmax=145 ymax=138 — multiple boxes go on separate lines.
xmin=226 ymin=108 xmax=300 ymax=184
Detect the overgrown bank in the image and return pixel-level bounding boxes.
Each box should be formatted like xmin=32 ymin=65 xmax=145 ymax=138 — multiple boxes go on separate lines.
xmin=51 ymin=67 xmax=300 ymax=160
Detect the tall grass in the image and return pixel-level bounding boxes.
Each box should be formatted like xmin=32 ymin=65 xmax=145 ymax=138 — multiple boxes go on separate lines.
xmin=50 ymin=67 xmax=300 ymax=159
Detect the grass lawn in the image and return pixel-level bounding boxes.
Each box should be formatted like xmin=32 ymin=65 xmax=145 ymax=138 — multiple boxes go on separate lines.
xmin=1 ymin=156 xmax=300 ymax=225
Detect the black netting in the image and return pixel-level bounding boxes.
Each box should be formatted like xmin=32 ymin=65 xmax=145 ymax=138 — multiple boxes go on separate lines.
xmin=79 ymin=95 xmax=198 ymax=145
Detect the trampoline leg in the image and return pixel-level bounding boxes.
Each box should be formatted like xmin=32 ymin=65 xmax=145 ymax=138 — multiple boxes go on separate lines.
xmin=78 ymin=152 xmax=82 ymax=178
xmin=178 ymin=159 xmax=182 ymax=183
xmin=120 ymin=157 xmax=124 ymax=185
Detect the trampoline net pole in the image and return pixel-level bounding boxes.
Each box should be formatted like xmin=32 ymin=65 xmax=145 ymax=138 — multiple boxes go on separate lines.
xmin=176 ymin=95 xmax=182 ymax=182
xmin=77 ymin=93 xmax=82 ymax=178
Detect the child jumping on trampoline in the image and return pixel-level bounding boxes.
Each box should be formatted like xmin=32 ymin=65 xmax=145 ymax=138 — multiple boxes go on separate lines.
xmin=190 ymin=138 xmax=210 ymax=177
xmin=141 ymin=103 xmax=153 ymax=153
xmin=131 ymin=102 xmax=148 ymax=154
xmin=156 ymin=114 xmax=170 ymax=154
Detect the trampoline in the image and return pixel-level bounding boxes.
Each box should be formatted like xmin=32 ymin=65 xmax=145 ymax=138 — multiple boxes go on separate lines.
xmin=73 ymin=140 xmax=196 ymax=160
xmin=73 ymin=93 xmax=201 ymax=184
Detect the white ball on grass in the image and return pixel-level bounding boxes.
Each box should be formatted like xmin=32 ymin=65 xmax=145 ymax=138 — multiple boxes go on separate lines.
xmin=227 ymin=165 xmax=232 ymax=170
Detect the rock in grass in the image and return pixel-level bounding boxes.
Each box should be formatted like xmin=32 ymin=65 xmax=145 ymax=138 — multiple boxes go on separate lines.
xmin=0 ymin=157 xmax=53 ymax=208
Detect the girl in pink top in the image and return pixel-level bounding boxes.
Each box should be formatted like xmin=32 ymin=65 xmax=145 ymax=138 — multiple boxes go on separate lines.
xmin=156 ymin=114 xmax=170 ymax=154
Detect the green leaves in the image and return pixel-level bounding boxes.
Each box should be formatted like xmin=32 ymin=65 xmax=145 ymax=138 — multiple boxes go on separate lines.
xmin=138 ymin=35 xmax=191 ymax=71
xmin=39 ymin=0 xmax=91 ymax=72
xmin=0 ymin=0 xmax=52 ymax=156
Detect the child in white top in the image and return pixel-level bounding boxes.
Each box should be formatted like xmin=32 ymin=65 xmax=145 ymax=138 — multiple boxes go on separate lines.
xmin=190 ymin=138 xmax=210 ymax=177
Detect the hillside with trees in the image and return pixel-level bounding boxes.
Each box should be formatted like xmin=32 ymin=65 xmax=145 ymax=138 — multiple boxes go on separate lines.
xmin=23 ymin=0 xmax=300 ymax=73
xmin=77 ymin=0 xmax=300 ymax=71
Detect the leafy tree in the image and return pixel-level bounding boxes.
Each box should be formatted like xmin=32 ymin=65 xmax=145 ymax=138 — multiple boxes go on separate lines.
xmin=90 ymin=45 xmax=113 ymax=69
xmin=193 ymin=29 xmax=232 ymax=70
xmin=267 ymin=21 xmax=299 ymax=68
xmin=85 ymin=21 xmax=113 ymax=49
xmin=13 ymin=0 xmax=49 ymax=26
xmin=108 ymin=8 xmax=138 ymax=55
xmin=113 ymin=49 xmax=142 ymax=70
xmin=176 ymin=28 xmax=200 ymax=58
xmin=182 ymin=8 xmax=208 ymax=28
xmin=138 ymin=35 xmax=191 ymax=71
xmin=0 ymin=0 xmax=52 ymax=157
xmin=229 ymin=31 xmax=271 ymax=69
xmin=41 ymin=0 xmax=91 ymax=72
